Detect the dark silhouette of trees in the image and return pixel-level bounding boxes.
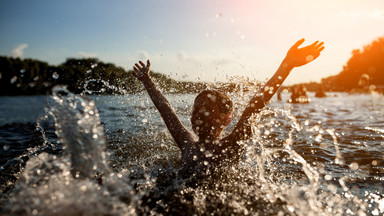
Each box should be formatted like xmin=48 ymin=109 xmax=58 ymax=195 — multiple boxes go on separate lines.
xmin=57 ymin=58 xmax=134 ymax=94
xmin=0 ymin=57 xmax=211 ymax=96
xmin=5 ymin=35 xmax=381 ymax=96
xmin=321 ymin=36 xmax=384 ymax=91
xmin=0 ymin=57 xmax=54 ymax=95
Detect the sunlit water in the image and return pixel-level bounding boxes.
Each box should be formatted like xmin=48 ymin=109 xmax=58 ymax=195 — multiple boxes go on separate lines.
xmin=0 ymin=87 xmax=383 ymax=215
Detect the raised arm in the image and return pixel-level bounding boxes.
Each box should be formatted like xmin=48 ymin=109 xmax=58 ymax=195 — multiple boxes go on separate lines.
xmin=133 ymin=60 xmax=195 ymax=150
xmin=228 ymin=39 xmax=325 ymax=141
xmin=262 ymin=38 xmax=324 ymax=102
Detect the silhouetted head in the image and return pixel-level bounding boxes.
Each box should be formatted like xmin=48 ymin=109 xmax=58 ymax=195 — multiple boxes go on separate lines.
xmin=191 ymin=90 xmax=233 ymax=140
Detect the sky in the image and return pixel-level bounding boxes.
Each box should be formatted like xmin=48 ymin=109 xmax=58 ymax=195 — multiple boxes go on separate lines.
xmin=0 ymin=0 xmax=383 ymax=84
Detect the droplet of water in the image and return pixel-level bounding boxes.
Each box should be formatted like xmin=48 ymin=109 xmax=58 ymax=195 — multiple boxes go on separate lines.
xmin=28 ymin=82 xmax=36 ymax=87
xmin=287 ymin=205 xmax=295 ymax=212
xmin=205 ymin=152 xmax=213 ymax=158
xmin=80 ymin=185 xmax=87 ymax=191
xmin=371 ymin=208 xmax=380 ymax=215
xmin=349 ymin=162 xmax=359 ymax=171
xmin=10 ymin=76 xmax=17 ymax=84
xmin=32 ymin=209 xmax=38 ymax=215
xmin=3 ymin=145 xmax=9 ymax=151
xmin=52 ymin=72 xmax=59 ymax=79
xmin=324 ymin=174 xmax=332 ymax=181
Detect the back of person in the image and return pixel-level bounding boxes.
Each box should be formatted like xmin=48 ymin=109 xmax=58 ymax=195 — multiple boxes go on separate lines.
xmin=132 ymin=38 xmax=324 ymax=177
xmin=180 ymin=135 xmax=244 ymax=177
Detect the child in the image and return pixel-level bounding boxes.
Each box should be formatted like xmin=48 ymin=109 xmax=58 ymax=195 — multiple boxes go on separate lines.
xmin=132 ymin=39 xmax=324 ymax=176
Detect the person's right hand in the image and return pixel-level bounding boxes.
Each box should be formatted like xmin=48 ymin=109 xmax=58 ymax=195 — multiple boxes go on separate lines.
xmin=133 ymin=60 xmax=151 ymax=81
xmin=284 ymin=39 xmax=324 ymax=68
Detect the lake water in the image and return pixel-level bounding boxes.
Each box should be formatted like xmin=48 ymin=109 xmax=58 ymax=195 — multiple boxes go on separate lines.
xmin=0 ymin=88 xmax=383 ymax=215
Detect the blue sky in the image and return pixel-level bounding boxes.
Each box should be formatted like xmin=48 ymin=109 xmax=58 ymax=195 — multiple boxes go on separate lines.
xmin=1 ymin=0 xmax=383 ymax=84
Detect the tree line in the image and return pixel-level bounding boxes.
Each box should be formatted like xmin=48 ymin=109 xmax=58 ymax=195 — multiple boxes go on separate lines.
xmin=0 ymin=57 xmax=239 ymax=96
xmin=320 ymin=36 xmax=384 ymax=92
xmin=1 ymin=36 xmax=383 ymax=96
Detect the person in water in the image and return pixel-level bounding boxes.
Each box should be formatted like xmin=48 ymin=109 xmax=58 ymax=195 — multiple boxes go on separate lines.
xmin=132 ymin=38 xmax=324 ymax=176
xmin=290 ymin=85 xmax=309 ymax=103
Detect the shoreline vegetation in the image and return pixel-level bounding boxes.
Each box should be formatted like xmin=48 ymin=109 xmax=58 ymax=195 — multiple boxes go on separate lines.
xmin=0 ymin=56 xmax=236 ymax=96
xmin=0 ymin=37 xmax=383 ymax=96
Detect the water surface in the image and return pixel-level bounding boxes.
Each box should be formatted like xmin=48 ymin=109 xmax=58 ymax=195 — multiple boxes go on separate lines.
xmin=0 ymin=91 xmax=383 ymax=215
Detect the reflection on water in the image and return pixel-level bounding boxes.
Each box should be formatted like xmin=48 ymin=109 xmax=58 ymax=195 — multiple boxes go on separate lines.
xmin=0 ymin=90 xmax=383 ymax=215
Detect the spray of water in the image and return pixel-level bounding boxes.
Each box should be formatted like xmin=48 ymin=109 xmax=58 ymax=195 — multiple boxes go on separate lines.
xmin=2 ymin=74 xmax=383 ymax=215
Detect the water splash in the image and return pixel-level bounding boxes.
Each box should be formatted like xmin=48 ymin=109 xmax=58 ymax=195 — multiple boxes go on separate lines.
xmin=50 ymin=85 xmax=110 ymax=179
xmin=326 ymin=128 xmax=344 ymax=165
xmin=82 ymin=79 xmax=126 ymax=95
xmin=2 ymin=80 xmax=383 ymax=215
xmin=2 ymin=85 xmax=136 ymax=215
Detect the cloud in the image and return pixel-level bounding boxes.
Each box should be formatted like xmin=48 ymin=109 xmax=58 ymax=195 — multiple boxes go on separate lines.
xmin=11 ymin=44 xmax=28 ymax=58
xmin=77 ymin=51 xmax=98 ymax=58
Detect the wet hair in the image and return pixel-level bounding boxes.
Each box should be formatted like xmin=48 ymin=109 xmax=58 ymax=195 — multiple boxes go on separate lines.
xmin=191 ymin=90 xmax=233 ymax=137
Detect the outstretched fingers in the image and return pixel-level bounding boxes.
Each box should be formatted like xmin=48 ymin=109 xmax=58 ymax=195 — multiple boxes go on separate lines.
xmin=309 ymin=40 xmax=319 ymax=48
xmin=132 ymin=59 xmax=151 ymax=80
xmin=315 ymin=41 xmax=324 ymax=49
xmin=132 ymin=62 xmax=142 ymax=78
xmin=312 ymin=42 xmax=325 ymax=59
xmin=290 ymin=38 xmax=305 ymax=51
xmin=135 ymin=60 xmax=150 ymax=70
xmin=318 ymin=45 xmax=325 ymax=52
xmin=316 ymin=42 xmax=325 ymax=52
xmin=134 ymin=63 xmax=142 ymax=70
xmin=309 ymin=41 xmax=325 ymax=56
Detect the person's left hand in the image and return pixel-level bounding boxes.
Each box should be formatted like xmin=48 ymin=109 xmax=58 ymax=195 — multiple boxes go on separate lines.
xmin=285 ymin=39 xmax=325 ymax=68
